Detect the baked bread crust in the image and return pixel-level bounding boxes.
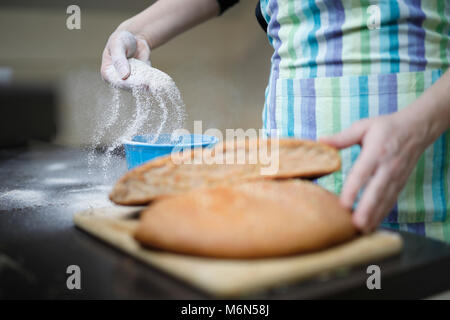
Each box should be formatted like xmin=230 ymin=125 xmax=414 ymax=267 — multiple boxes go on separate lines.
xmin=110 ymin=138 xmax=341 ymax=205
xmin=134 ymin=180 xmax=356 ymax=258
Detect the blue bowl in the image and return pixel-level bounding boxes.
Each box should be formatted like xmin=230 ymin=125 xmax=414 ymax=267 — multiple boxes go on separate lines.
xmin=123 ymin=134 xmax=218 ymax=170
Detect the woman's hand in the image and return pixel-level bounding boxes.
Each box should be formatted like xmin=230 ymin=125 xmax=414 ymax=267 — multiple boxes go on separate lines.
xmin=100 ymin=30 xmax=151 ymax=85
xmin=322 ymin=69 xmax=450 ymax=233
xmin=320 ymin=111 xmax=431 ymax=233
xmin=100 ymin=0 xmax=221 ymax=87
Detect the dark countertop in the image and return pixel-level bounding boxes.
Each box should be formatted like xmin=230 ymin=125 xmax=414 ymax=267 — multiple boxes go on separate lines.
xmin=1 ymin=142 xmax=450 ymax=299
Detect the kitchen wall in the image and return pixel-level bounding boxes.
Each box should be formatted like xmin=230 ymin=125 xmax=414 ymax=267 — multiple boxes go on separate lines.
xmin=0 ymin=1 xmax=273 ymax=146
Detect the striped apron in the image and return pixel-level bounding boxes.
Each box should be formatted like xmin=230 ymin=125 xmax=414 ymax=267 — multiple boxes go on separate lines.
xmin=259 ymin=0 xmax=450 ymax=241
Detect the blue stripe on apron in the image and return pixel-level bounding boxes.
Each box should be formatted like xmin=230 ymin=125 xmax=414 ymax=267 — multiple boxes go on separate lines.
xmin=431 ymin=69 xmax=447 ymax=221
xmin=287 ymin=80 xmax=295 ymax=137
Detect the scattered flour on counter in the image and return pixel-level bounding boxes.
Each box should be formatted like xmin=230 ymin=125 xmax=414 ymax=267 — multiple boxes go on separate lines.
xmin=45 ymin=163 xmax=67 ymax=171
xmin=88 ymin=58 xmax=186 ymax=175
xmin=42 ymin=177 xmax=80 ymax=185
xmin=65 ymin=185 xmax=112 ymax=209
xmin=0 ymin=189 xmax=48 ymax=210
xmin=0 ymin=185 xmax=114 ymax=211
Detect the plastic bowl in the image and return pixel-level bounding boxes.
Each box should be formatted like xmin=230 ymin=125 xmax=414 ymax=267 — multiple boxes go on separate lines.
xmin=123 ymin=133 xmax=218 ymax=170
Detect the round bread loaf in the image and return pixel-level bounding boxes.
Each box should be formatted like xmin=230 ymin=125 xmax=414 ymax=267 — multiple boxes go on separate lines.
xmin=134 ymin=180 xmax=356 ymax=258
xmin=110 ymin=138 xmax=341 ymax=205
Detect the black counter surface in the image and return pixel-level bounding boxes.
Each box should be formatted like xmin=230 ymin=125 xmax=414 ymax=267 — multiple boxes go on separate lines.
xmin=1 ymin=142 xmax=450 ymax=299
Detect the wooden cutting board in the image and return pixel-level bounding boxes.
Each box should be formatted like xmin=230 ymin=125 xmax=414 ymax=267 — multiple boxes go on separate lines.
xmin=74 ymin=206 xmax=403 ymax=297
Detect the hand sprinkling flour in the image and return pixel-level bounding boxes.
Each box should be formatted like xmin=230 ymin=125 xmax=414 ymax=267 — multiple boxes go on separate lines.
xmin=89 ymin=58 xmax=186 ymax=175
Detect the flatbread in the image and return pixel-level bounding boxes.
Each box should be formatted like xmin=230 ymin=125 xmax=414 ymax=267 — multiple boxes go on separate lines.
xmin=110 ymin=138 xmax=340 ymax=205
xmin=134 ymin=180 xmax=356 ymax=258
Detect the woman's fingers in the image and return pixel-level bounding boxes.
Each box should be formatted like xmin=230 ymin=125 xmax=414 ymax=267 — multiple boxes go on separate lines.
xmin=100 ymin=47 xmax=113 ymax=82
xmin=110 ymin=31 xmax=138 ymax=79
xmin=352 ymin=166 xmax=392 ymax=233
xmin=340 ymin=144 xmax=379 ymax=209
xmin=324 ymin=114 xmax=424 ymax=233
xmin=364 ymin=181 xmax=398 ymax=232
xmin=134 ymin=36 xmax=151 ymax=63
xmin=101 ymin=31 xmax=151 ymax=87
xmin=320 ymin=119 xmax=371 ymax=149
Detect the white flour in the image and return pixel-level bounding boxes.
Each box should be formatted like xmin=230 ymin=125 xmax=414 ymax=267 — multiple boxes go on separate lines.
xmin=0 ymin=190 xmax=48 ymax=209
xmin=0 ymin=186 xmax=111 ymax=211
xmin=89 ymin=58 xmax=186 ymax=174
xmin=87 ymin=87 xmax=120 ymax=173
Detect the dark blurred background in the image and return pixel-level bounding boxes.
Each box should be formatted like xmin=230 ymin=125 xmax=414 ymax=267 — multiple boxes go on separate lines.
xmin=0 ymin=0 xmax=272 ymax=147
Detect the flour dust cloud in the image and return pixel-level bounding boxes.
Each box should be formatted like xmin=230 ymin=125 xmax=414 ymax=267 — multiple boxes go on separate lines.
xmin=88 ymin=58 xmax=186 ymax=176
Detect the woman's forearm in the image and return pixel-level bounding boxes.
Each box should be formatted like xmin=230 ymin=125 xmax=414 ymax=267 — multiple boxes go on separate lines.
xmin=398 ymin=69 xmax=450 ymax=147
xmin=117 ymin=0 xmax=220 ymax=50
xmin=423 ymin=69 xmax=450 ymax=137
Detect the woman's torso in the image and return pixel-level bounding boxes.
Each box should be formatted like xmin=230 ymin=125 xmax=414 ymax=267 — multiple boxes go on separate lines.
xmin=260 ymin=0 xmax=449 ymax=80
xmin=259 ymin=0 xmax=450 ymax=227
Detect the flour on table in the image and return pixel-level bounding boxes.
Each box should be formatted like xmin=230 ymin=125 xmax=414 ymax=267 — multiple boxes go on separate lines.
xmin=0 ymin=189 xmax=48 ymax=210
